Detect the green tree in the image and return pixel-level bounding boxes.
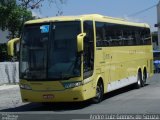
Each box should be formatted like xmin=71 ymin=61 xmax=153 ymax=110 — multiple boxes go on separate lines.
xmin=0 ymin=0 xmax=15 ymax=31
xmin=7 ymin=6 xmax=33 ymax=38
xmin=0 ymin=0 xmax=67 ymax=38
xmin=18 ymin=0 xmax=67 ymax=9
xmin=18 ymin=0 xmax=67 ymax=16
xmin=0 ymin=0 xmax=34 ymax=38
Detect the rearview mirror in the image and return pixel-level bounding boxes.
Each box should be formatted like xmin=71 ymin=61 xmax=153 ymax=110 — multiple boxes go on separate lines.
xmin=7 ymin=38 xmax=20 ymax=57
xmin=77 ymin=33 xmax=86 ymax=53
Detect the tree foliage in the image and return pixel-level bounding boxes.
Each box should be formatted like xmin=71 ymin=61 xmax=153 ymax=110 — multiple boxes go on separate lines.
xmin=17 ymin=0 xmax=67 ymax=16
xmin=17 ymin=0 xmax=67 ymax=9
xmin=0 ymin=0 xmax=34 ymax=38
xmin=0 ymin=0 xmax=66 ymax=39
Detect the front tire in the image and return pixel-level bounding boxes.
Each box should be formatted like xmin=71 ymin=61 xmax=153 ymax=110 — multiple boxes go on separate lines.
xmin=92 ymin=81 xmax=104 ymax=103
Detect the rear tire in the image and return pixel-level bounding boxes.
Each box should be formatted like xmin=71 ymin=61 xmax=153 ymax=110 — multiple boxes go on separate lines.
xmin=92 ymin=81 xmax=104 ymax=103
xmin=141 ymin=70 xmax=147 ymax=87
xmin=135 ymin=71 xmax=142 ymax=89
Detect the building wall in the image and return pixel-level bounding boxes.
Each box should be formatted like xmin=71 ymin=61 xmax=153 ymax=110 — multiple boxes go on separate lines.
xmin=0 ymin=30 xmax=9 ymax=44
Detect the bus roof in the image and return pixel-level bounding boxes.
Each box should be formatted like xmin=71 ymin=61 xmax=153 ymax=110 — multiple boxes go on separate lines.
xmin=25 ymin=14 xmax=150 ymax=28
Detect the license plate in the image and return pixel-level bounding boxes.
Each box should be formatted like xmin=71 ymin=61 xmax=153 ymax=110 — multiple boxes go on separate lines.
xmin=43 ymin=94 xmax=54 ymax=99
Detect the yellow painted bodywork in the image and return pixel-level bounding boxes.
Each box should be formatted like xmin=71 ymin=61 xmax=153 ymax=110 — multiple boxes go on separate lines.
xmin=20 ymin=79 xmax=95 ymax=102
xmin=20 ymin=14 xmax=153 ymax=102
xmin=7 ymin=38 xmax=20 ymax=56
xmin=77 ymin=33 xmax=86 ymax=52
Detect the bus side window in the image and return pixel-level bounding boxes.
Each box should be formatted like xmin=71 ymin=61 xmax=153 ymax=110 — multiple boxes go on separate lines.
xmin=105 ymin=23 xmax=124 ymax=46
xmin=135 ymin=30 xmax=141 ymax=45
xmin=83 ymin=21 xmax=94 ymax=79
xmin=141 ymin=28 xmax=151 ymax=45
xmin=95 ymin=22 xmax=106 ymax=47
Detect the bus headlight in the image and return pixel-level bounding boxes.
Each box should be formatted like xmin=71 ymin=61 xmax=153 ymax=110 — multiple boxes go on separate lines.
xmin=63 ymin=82 xmax=82 ymax=89
xmin=20 ymin=84 xmax=32 ymax=90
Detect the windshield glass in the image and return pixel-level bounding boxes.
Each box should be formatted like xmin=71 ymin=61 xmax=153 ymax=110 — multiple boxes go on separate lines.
xmin=20 ymin=21 xmax=81 ymax=80
xmin=48 ymin=22 xmax=81 ymax=79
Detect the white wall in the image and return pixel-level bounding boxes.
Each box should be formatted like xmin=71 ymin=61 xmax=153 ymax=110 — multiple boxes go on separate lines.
xmin=0 ymin=62 xmax=19 ymax=85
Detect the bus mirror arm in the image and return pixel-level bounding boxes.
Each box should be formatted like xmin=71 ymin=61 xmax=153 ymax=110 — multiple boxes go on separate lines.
xmin=77 ymin=33 xmax=86 ymax=53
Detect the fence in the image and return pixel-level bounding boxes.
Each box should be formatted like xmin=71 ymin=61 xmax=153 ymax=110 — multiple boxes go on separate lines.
xmin=0 ymin=62 xmax=19 ymax=85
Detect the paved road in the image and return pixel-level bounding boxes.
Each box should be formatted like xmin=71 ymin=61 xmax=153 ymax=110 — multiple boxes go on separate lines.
xmin=0 ymin=74 xmax=160 ymax=115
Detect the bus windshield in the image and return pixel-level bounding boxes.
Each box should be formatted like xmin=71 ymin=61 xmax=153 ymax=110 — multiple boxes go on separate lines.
xmin=20 ymin=21 xmax=81 ymax=80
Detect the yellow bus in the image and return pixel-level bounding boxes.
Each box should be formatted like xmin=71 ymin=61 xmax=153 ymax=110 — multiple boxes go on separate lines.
xmin=19 ymin=14 xmax=153 ymax=103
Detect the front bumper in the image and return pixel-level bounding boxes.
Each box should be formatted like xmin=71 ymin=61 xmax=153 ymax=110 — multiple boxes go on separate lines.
xmin=20 ymin=82 xmax=95 ymax=102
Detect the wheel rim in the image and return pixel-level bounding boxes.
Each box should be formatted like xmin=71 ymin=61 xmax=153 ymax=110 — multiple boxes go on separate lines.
xmin=96 ymin=85 xmax=101 ymax=99
xmin=138 ymin=78 xmax=141 ymax=86
xmin=137 ymin=72 xmax=142 ymax=88
xmin=95 ymin=83 xmax=103 ymax=101
xmin=143 ymin=73 xmax=146 ymax=83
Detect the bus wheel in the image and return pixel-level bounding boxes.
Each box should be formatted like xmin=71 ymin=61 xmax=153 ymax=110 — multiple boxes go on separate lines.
xmin=135 ymin=71 xmax=142 ymax=89
xmin=92 ymin=80 xmax=104 ymax=103
xmin=142 ymin=70 xmax=147 ymax=87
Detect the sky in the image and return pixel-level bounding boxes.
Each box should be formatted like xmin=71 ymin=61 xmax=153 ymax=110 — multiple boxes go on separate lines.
xmin=33 ymin=0 xmax=160 ymax=31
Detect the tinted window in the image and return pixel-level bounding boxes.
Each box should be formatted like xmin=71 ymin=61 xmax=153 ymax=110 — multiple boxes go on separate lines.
xmin=83 ymin=21 xmax=94 ymax=78
xmin=95 ymin=22 xmax=151 ymax=47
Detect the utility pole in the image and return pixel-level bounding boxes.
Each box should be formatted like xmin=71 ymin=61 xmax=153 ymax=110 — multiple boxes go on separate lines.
xmin=157 ymin=0 xmax=160 ymax=49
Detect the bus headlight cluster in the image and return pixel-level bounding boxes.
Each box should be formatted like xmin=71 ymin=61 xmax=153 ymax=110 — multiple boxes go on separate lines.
xmin=20 ymin=84 xmax=32 ymax=90
xmin=63 ymin=82 xmax=82 ymax=89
